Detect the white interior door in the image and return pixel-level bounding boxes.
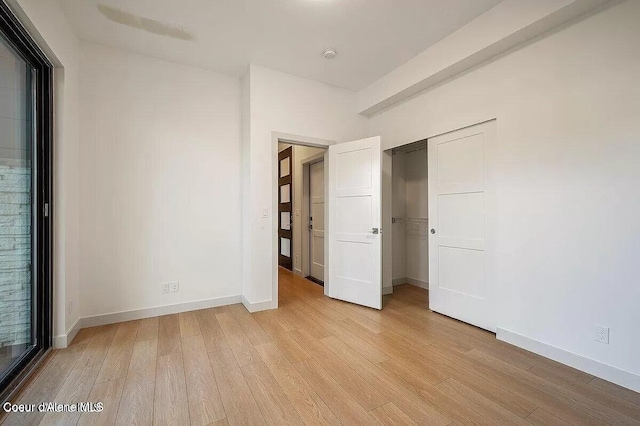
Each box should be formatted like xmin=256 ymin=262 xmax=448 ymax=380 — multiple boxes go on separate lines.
xmin=328 ymin=136 xmax=382 ymax=309
xmin=310 ymin=161 xmax=325 ymax=282
xmin=428 ymin=121 xmax=495 ymax=331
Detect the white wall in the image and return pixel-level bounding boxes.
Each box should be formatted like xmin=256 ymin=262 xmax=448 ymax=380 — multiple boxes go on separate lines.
xmin=369 ymin=0 xmax=640 ymax=387
xmin=8 ymin=0 xmax=81 ymax=346
xmin=79 ymin=42 xmax=242 ymax=318
xmin=243 ymin=64 xmax=367 ymax=308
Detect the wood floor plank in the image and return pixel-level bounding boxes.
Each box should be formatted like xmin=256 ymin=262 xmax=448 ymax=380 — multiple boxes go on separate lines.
xmin=267 ymin=308 xmax=297 ymax=332
xmin=39 ymin=325 xmax=119 ymax=425
xmin=136 ymin=316 xmax=159 ymax=341
xmin=74 ymin=323 xmax=119 ymax=370
xmin=426 ymin=343 xmax=602 ymax=425
xmin=228 ymin=304 xmax=271 ymax=346
xmin=369 ymin=402 xmax=419 ymax=426
xmin=115 ymin=338 xmax=158 ymax=426
xmin=252 ymin=311 xmax=310 ymax=362
xmin=525 ymin=408 xmax=573 ymax=426
xmin=294 ymin=357 xmax=378 ymax=425
xmin=154 ymin=352 xmax=190 ymax=426
xmin=182 ymin=334 xmax=226 ymax=425
xmin=289 ymin=301 xmax=389 ymax=364
xmin=289 ymin=329 xmax=389 ymax=411
xmin=413 ymin=342 xmax=537 ymax=419
xmin=276 ymin=305 xmax=332 ymax=339
xmin=437 ymin=378 xmax=530 ymax=426
xmin=70 ymin=327 xmax=96 ymax=346
xmin=528 ymin=361 xmax=594 ymax=386
xmin=2 ymin=345 xmax=87 ymax=426
xmin=215 ymin=312 xmax=260 ymax=367
xmin=319 ymin=335 xmax=451 ymax=426
xmin=208 ymin=348 xmax=264 ymax=425
xmin=196 ymin=308 xmax=230 ymax=352
xmin=179 ymin=311 xmax=202 ymax=338
xmin=589 ymin=378 xmax=640 ymax=406
xmin=529 ymin=363 xmax=640 ymax=421
xmin=158 ymin=314 xmax=182 ymax=356
xmin=241 ymin=361 xmax=303 ymax=425
xmin=77 ymin=377 xmax=125 ymax=426
xmin=95 ymin=320 xmax=139 ymax=384
xmin=466 ymin=349 xmax=640 ymax=426
xmin=254 ymin=342 xmax=341 ymax=425
xmin=375 ymin=354 xmax=496 ymax=425
xmin=40 ymin=363 xmax=101 ymax=425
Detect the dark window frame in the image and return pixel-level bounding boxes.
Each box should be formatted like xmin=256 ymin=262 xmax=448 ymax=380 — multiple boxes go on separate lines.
xmin=0 ymin=0 xmax=53 ymax=403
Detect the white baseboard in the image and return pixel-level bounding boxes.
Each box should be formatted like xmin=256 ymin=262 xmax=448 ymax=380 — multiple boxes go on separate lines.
xmin=393 ymin=277 xmax=429 ymax=290
xmin=53 ymin=317 xmax=81 ymax=349
xmin=80 ymin=294 xmax=242 ymax=330
xmin=382 ymin=286 xmax=393 ymax=295
xmin=497 ymin=328 xmax=640 ymax=393
xmin=242 ymin=296 xmax=273 ymax=313
xmin=392 ymin=277 xmax=406 ymax=286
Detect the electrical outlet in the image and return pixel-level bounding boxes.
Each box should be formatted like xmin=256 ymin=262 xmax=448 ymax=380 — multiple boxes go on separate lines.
xmin=67 ymin=299 xmax=73 ymax=315
xmin=170 ymin=281 xmax=180 ymax=293
xmin=162 ymin=283 xmax=170 ymax=294
xmin=595 ymin=325 xmax=609 ymax=344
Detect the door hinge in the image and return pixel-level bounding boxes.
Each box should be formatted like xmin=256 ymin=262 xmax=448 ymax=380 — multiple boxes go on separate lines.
xmin=44 ymin=203 xmax=49 ymax=217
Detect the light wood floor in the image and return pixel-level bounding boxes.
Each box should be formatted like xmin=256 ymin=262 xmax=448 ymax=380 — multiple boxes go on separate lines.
xmin=2 ymin=268 xmax=640 ymax=425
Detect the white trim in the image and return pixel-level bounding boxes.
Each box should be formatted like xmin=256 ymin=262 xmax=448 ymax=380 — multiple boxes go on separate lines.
xmin=81 ymin=295 xmax=242 ymax=329
xmin=242 ymin=296 xmax=273 ymax=313
xmin=497 ymin=328 xmax=640 ymax=393
xmin=53 ymin=317 xmax=81 ymax=349
xmin=392 ymin=277 xmax=406 ymax=286
xmin=393 ymin=277 xmax=429 ymax=290
xmin=382 ymin=286 xmax=393 ymax=295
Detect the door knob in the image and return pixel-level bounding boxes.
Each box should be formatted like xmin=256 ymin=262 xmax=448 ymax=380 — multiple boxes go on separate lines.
xmin=430 ymin=228 xmax=436 ymax=234
xmin=372 ymin=228 xmax=380 ymax=234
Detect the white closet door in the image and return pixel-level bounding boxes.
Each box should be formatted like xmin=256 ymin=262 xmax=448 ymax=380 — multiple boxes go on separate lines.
xmin=328 ymin=136 xmax=382 ymax=310
xmin=428 ymin=121 xmax=495 ymax=331
xmin=310 ymin=160 xmax=325 ymax=282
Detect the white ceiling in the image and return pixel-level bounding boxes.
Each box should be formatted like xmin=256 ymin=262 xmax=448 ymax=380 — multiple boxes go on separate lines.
xmin=60 ymin=0 xmax=502 ymax=91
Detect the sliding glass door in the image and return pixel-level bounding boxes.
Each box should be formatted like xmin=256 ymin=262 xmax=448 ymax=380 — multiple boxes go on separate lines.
xmin=0 ymin=1 xmax=52 ymax=402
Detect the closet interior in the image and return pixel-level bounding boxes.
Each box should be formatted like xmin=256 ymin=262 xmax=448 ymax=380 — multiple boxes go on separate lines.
xmin=391 ymin=140 xmax=429 ymax=290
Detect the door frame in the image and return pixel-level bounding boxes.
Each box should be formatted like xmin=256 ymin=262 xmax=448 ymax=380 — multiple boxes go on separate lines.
xmin=0 ymin=1 xmax=53 ymax=403
xmin=301 ymin=152 xmax=325 ymax=280
xmin=271 ymin=132 xmax=333 ymax=307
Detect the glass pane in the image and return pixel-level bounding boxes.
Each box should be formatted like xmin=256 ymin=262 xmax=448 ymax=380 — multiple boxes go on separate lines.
xmin=0 ymin=35 xmax=34 ymax=379
xmin=280 ymin=212 xmax=291 ymax=231
xmin=280 ymin=184 xmax=290 ymax=203
xmin=280 ymin=238 xmax=291 ymax=257
xmin=280 ymin=157 xmax=290 ymax=177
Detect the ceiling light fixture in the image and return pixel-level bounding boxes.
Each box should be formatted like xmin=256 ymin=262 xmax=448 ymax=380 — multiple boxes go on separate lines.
xmin=323 ymin=48 xmax=337 ymax=59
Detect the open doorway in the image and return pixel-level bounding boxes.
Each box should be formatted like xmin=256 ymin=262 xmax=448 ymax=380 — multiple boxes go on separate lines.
xmin=273 ymin=135 xmax=384 ymax=310
xmin=277 ymin=142 xmax=327 ymax=286
xmin=386 ymin=140 xmax=430 ymax=295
